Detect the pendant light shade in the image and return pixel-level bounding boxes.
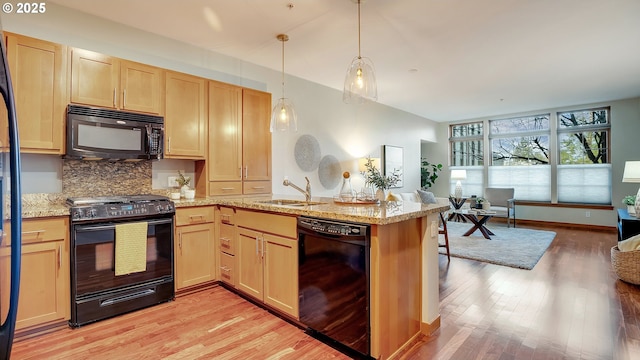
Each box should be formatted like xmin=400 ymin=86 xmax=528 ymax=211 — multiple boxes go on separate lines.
xmin=343 ymin=0 xmax=378 ymax=104
xmin=271 ymin=34 xmax=297 ymax=132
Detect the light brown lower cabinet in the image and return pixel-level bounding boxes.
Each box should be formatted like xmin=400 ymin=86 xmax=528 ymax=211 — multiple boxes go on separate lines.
xmin=217 ymin=206 xmax=237 ymax=287
xmin=174 ymin=207 xmax=216 ymax=291
xmin=0 ymin=217 xmax=70 ymax=330
xmin=236 ymin=210 xmax=298 ymax=319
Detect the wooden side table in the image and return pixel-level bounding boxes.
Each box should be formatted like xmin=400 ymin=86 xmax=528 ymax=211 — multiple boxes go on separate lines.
xmin=617 ymin=208 xmax=640 ymax=241
xmin=448 ymin=197 xmax=467 ymax=222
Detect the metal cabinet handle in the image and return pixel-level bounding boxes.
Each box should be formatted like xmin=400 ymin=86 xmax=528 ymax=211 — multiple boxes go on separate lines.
xmin=179 ymin=232 xmax=182 ymax=252
xmin=253 ymin=235 xmax=257 ymax=255
xmin=189 ymin=214 xmax=206 ymax=223
xmin=261 ymin=236 xmax=265 ymax=259
xmin=113 ymin=88 xmax=117 ymax=107
xmin=221 ymin=187 xmax=234 ymax=191
xmin=252 ymin=186 xmax=265 ymax=190
xmin=58 ymin=245 xmax=61 ymax=270
xmin=244 ymin=166 xmax=248 ymax=178
xmin=167 ymin=136 xmax=171 ymax=153
xmin=123 ymin=89 xmax=126 ymax=108
xmin=22 ymin=230 xmax=45 ymax=236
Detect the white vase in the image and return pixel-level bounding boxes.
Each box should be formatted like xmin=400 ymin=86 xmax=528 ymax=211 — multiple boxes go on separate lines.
xmin=184 ymin=189 xmax=196 ymax=200
xmin=629 ymin=205 xmax=637 ymax=215
xmin=180 ymin=185 xmax=190 ymax=198
xmin=376 ymin=189 xmax=386 ymax=202
xmin=483 ymin=201 xmax=491 ymax=210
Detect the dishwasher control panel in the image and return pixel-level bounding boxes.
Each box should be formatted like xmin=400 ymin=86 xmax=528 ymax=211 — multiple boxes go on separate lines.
xmin=298 ymin=217 xmax=368 ymax=237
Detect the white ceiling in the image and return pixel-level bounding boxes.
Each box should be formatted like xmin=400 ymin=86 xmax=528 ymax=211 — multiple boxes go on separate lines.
xmin=49 ymin=0 xmax=640 ymax=122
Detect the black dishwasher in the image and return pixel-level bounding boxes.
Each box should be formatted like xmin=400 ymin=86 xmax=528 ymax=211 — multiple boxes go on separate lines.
xmin=298 ymin=216 xmax=371 ymax=358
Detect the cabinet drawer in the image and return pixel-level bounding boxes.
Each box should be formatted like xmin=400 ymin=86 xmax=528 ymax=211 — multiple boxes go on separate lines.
xmin=3 ymin=217 xmax=68 ymax=247
xmin=219 ymin=223 xmax=236 ymax=255
xmin=242 ymin=181 xmax=271 ymax=194
xmin=243 ymin=181 xmax=271 ymax=195
xmin=175 ymin=206 xmax=215 ymax=226
xmin=219 ymin=251 xmax=235 ymax=287
xmin=209 ymin=181 xmax=242 ymax=196
xmin=236 ymin=209 xmax=297 ymax=238
xmin=219 ymin=206 xmax=235 ymax=225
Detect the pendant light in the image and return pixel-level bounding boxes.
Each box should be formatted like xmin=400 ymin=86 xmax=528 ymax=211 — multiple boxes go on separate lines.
xmin=270 ymin=34 xmax=297 ymax=132
xmin=343 ymin=0 xmax=378 ymax=104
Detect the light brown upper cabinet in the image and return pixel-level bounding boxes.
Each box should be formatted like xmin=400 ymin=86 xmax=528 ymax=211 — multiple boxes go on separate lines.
xmin=164 ymin=71 xmax=207 ymax=159
xmin=208 ymin=84 xmax=271 ymax=195
xmin=242 ymin=88 xmax=272 ymax=194
xmin=70 ymin=48 xmax=163 ymax=115
xmin=5 ymin=33 xmax=67 ymax=154
xmin=208 ymin=80 xmax=242 ymax=194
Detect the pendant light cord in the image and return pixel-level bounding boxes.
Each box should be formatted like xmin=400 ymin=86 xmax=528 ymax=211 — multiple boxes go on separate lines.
xmin=281 ymin=36 xmax=285 ymax=99
xmin=357 ymin=0 xmax=362 ymax=59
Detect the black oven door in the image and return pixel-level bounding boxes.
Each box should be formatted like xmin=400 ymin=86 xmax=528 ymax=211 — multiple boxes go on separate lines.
xmin=71 ymin=217 xmax=173 ymax=298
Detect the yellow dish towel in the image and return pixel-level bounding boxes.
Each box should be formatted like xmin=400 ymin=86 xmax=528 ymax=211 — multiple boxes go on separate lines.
xmin=115 ymin=222 xmax=148 ymax=276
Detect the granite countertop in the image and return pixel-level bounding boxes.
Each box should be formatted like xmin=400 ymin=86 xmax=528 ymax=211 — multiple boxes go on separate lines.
xmin=178 ymin=195 xmax=448 ymax=225
xmin=20 ymin=194 xmax=448 ymax=225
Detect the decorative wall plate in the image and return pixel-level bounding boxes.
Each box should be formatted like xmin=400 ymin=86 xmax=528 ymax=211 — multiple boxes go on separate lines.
xmin=318 ymin=155 xmax=341 ymax=189
xmin=294 ymin=134 xmax=321 ymax=171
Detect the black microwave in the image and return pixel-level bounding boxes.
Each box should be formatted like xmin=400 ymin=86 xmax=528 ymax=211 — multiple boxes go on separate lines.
xmin=65 ymin=105 xmax=164 ymax=161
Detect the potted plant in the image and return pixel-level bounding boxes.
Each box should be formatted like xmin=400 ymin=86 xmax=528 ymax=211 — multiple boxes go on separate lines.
xmin=176 ymin=170 xmax=193 ymax=198
xmin=623 ymin=195 xmax=636 ymax=215
xmin=421 ymin=159 xmax=443 ymax=189
xmin=475 ymin=197 xmax=485 ymax=209
xmin=361 ymin=156 xmax=400 ymax=201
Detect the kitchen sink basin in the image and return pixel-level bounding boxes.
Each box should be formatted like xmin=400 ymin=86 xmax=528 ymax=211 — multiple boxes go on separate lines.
xmin=256 ymin=199 xmax=326 ymax=206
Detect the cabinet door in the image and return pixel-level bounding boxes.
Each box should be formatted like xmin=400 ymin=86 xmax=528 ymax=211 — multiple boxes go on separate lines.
xmin=5 ymin=33 xmax=67 ymax=154
xmin=208 ymin=80 xmax=242 ymax=183
xmin=120 ymin=60 xmax=163 ymax=114
xmin=242 ymin=88 xmax=272 ymax=182
xmin=263 ymin=233 xmax=298 ymax=318
xmin=236 ymin=227 xmax=264 ymax=300
xmin=0 ymin=241 xmax=69 ymax=329
xmin=164 ymin=71 xmax=206 ymax=159
xmin=70 ymin=48 xmax=119 ymax=108
xmin=175 ymin=223 xmax=215 ymax=290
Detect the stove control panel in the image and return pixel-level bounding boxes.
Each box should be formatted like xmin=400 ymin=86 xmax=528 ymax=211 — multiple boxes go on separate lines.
xmin=70 ymin=200 xmax=175 ymax=222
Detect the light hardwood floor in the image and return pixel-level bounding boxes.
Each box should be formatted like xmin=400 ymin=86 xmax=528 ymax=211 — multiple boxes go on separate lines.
xmin=10 ymin=223 xmax=640 ymax=360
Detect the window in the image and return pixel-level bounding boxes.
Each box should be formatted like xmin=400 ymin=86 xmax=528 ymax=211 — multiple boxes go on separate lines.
xmin=448 ymin=106 xmax=612 ymax=205
xmin=557 ymin=108 xmax=611 ymax=204
xmin=449 ymin=122 xmax=483 ymax=196
xmin=489 ymin=115 xmax=551 ymax=201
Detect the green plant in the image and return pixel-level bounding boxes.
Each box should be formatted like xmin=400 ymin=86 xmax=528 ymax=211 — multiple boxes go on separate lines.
xmin=361 ymin=156 xmax=400 ymax=190
xmin=421 ymin=159 xmax=443 ymax=189
xmin=623 ymin=195 xmax=636 ymax=206
xmin=176 ymin=170 xmax=191 ymax=188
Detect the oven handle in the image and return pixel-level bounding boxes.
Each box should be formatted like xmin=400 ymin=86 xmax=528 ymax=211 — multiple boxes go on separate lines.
xmin=75 ymin=218 xmax=173 ymax=232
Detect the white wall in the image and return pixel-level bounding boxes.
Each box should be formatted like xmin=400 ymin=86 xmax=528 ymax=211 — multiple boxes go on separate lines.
xmin=2 ymin=3 xmax=438 ymax=197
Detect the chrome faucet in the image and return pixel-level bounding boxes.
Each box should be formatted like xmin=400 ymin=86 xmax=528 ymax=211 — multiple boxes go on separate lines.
xmin=283 ymin=176 xmax=312 ymax=203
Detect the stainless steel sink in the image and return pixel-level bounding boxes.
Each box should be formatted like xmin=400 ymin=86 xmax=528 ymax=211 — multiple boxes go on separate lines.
xmin=256 ymin=199 xmax=326 ymax=206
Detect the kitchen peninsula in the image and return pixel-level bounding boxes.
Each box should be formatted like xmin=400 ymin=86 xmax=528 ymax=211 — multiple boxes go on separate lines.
xmin=187 ymin=195 xmax=448 ymax=359
xmin=18 ymin=194 xmax=448 ymax=360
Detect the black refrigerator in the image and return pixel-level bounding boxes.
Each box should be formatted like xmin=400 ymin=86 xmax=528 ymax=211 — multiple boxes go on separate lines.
xmin=0 ymin=19 xmax=23 ymax=360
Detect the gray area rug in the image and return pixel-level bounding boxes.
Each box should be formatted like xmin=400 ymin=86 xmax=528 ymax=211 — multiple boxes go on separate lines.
xmin=439 ymin=221 xmax=556 ymax=270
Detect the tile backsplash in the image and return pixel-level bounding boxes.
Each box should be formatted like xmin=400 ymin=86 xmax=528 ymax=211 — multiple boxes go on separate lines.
xmin=62 ymin=160 xmax=152 ymax=197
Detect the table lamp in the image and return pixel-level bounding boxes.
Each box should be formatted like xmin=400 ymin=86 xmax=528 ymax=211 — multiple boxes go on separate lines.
xmin=451 ymin=169 xmax=467 ymax=199
xmin=622 ymin=161 xmax=640 ymax=217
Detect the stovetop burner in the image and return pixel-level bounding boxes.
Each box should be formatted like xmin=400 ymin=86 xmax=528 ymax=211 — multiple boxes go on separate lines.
xmin=67 ymin=194 xmax=175 ymax=222
xmin=66 ymin=194 xmax=170 ymax=207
